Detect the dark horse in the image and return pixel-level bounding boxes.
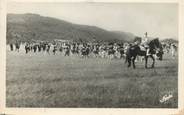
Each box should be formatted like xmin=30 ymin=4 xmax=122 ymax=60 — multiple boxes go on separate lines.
xmin=126 ymin=38 xmax=162 ymax=69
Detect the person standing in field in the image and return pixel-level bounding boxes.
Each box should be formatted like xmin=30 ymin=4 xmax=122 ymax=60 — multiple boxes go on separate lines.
xmin=10 ymin=43 xmax=14 ymax=51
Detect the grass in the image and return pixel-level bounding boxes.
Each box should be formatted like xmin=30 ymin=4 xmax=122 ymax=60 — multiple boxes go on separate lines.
xmin=6 ymin=49 xmax=178 ymax=108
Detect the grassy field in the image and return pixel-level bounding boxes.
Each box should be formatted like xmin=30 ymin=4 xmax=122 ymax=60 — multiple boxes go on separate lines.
xmin=6 ymin=49 xmax=178 ymax=108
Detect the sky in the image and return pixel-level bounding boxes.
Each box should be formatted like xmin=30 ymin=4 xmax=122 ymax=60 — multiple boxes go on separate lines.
xmin=7 ymin=2 xmax=178 ymax=39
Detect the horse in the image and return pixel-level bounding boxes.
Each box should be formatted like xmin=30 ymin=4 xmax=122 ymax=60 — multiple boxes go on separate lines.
xmin=126 ymin=38 xmax=162 ymax=69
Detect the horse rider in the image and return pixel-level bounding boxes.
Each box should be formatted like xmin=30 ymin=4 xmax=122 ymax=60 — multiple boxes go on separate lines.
xmin=141 ymin=32 xmax=151 ymax=56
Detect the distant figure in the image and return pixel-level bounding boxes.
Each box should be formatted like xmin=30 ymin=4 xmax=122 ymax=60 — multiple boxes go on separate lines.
xmin=10 ymin=43 xmax=14 ymax=51
xmin=170 ymin=44 xmax=177 ymax=57
xmin=38 ymin=44 xmax=41 ymax=52
xmin=64 ymin=45 xmax=70 ymax=56
xmin=33 ymin=44 xmax=37 ymax=52
xmin=15 ymin=42 xmax=20 ymax=52
xmin=25 ymin=43 xmax=30 ymax=54
xmin=92 ymin=45 xmax=99 ymax=57
xmin=46 ymin=44 xmax=51 ymax=54
xmin=53 ymin=45 xmax=57 ymax=55
xmin=43 ymin=43 xmax=47 ymax=52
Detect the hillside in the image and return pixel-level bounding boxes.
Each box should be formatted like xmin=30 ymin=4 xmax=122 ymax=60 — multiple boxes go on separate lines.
xmin=111 ymin=31 xmax=135 ymax=42
xmin=7 ymin=13 xmax=135 ymax=43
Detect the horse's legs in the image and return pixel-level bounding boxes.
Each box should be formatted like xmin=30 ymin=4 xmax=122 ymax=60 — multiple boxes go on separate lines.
xmin=26 ymin=48 xmax=28 ymax=54
xmin=160 ymin=53 xmax=163 ymax=60
xmin=145 ymin=56 xmax=148 ymax=68
xmin=125 ymin=56 xmax=127 ymax=64
xmin=132 ymin=56 xmax=136 ymax=69
xmin=150 ymin=55 xmax=155 ymax=68
xmin=127 ymin=56 xmax=131 ymax=68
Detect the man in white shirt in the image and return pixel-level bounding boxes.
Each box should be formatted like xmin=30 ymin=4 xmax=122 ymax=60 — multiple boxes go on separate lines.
xmin=141 ymin=32 xmax=151 ymax=56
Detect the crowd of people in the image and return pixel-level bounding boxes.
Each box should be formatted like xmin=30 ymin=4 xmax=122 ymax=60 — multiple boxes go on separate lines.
xmin=9 ymin=40 xmax=128 ymax=59
xmin=8 ymin=39 xmax=177 ymax=60
xmin=8 ymin=33 xmax=178 ymax=60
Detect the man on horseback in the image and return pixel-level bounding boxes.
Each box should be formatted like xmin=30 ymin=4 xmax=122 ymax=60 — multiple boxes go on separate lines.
xmin=126 ymin=32 xmax=163 ymax=69
xmin=141 ymin=32 xmax=151 ymax=56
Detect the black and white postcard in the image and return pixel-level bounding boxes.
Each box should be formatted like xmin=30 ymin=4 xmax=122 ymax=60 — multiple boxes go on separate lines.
xmin=0 ymin=0 xmax=184 ymax=115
